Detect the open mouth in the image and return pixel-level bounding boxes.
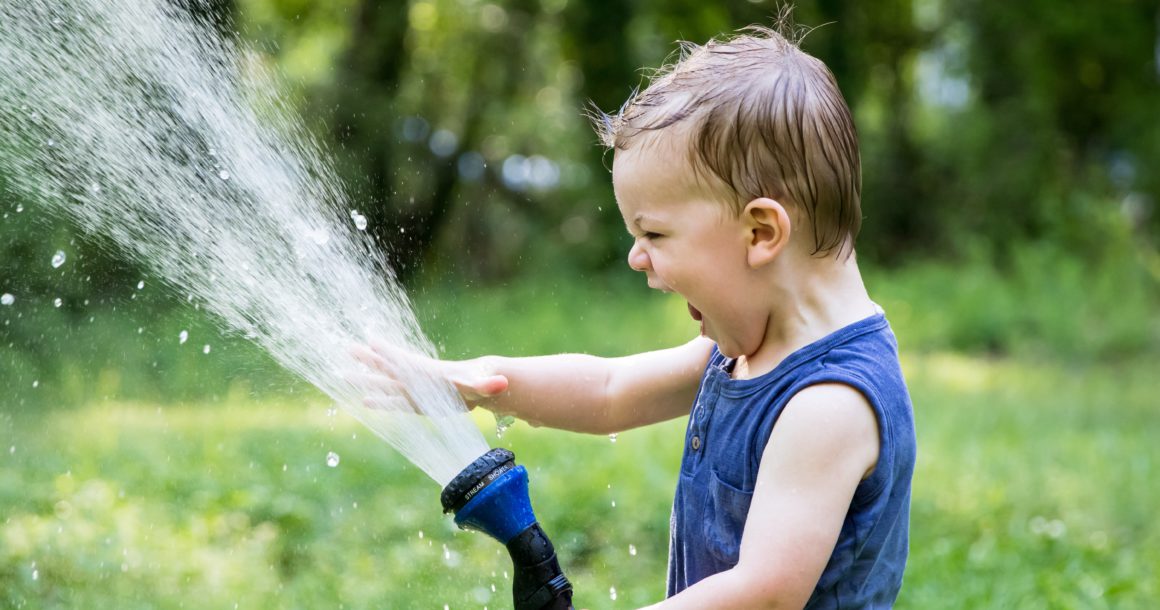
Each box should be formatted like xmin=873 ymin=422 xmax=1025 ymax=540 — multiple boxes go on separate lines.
xmin=687 ymin=302 xmax=702 ymax=322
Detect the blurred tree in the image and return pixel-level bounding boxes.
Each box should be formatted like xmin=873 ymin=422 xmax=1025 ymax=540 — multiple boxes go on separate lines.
xmin=933 ymin=0 xmax=1158 ymax=258
xmin=321 ymin=0 xmax=424 ymax=276
xmin=6 ymin=0 xmax=1160 ymax=402
xmin=6 ymin=0 xmax=1159 ymax=287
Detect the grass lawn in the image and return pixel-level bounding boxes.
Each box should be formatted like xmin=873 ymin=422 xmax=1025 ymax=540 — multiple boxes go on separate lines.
xmin=2 ymin=266 xmax=1158 ymax=608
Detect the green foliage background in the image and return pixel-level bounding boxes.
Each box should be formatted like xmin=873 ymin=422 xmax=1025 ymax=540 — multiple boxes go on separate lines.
xmin=2 ymin=0 xmax=1160 ymax=608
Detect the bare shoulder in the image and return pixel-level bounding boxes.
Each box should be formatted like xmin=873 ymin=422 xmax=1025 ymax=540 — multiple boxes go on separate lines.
xmin=769 ymin=383 xmax=880 ymax=480
xmin=733 ymin=383 xmax=883 ymax=603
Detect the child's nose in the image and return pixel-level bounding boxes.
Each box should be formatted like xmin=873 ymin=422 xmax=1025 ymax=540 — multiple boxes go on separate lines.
xmin=627 ymin=240 xmax=651 ymax=272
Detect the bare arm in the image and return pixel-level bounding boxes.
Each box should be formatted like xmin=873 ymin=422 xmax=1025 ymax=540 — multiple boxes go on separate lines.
xmin=474 ymin=336 xmax=713 ymax=434
xmin=356 ymin=336 xmax=713 ymax=435
xmin=644 ymin=383 xmax=880 ymax=609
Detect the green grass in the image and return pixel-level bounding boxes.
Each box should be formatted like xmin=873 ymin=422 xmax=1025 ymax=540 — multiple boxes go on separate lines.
xmin=0 ymin=401 xmax=682 ymax=609
xmin=2 ymin=255 xmax=1159 ymax=608
xmin=2 ymin=356 xmax=1156 ymax=608
xmin=901 ymin=353 xmax=1157 ymax=608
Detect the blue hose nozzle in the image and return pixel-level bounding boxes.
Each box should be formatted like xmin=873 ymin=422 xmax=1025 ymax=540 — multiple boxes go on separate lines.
xmin=441 ymin=449 xmax=574 ymax=610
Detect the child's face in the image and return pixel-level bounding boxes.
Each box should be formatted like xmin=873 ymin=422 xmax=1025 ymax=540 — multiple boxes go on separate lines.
xmin=612 ymin=141 xmax=771 ymax=359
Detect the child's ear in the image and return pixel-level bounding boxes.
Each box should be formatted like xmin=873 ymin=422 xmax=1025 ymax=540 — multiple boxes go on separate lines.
xmin=743 ymin=198 xmax=791 ymax=268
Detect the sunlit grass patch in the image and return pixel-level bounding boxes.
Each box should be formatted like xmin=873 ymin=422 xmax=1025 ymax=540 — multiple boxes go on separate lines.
xmin=1 ymin=395 xmax=680 ymax=609
xmin=902 ymin=354 xmax=1158 ymax=608
xmin=3 ymin=350 xmax=1158 ymax=608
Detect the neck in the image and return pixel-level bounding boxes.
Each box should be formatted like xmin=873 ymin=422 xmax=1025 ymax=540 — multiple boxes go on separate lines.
xmin=735 ymin=250 xmax=876 ymax=379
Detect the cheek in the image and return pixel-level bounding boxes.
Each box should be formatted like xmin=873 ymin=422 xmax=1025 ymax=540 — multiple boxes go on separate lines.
xmin=642 ymin=247 xmax=668 ymax=273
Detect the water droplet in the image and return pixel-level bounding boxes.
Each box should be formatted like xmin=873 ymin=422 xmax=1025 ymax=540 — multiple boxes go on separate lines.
xmin=629 ymin=544 xmax=637 ymax=556
xmin=218 ymin=170 xmax=230 ymax=181
xmin=418 ymin=530 xmax=424 ymax=539
xmin=53 ymin=298 xmax=62 ymax=308
xmin=202 ymin=344 xmax=211 ymax=354
xmin=8 ymin=446 xmax=14 ymax=454
xmin=609 ymin=586 xmax=617 ymax=601
xmin=609 ymin=433 xmax=618 ymax=443
xmin=137 ymin=327 xmax=144 ymax=334
xmin=326 ymin=451 xmax=340 ymax=467
xmin=89 ymin=182 xmax=101 ymax=194
xmin=32 ymin=569 xmax=39 ymax=581
xmin=350 ymin=211 xmax=368 ymax=231
xmin=495 ymin=414 xmax=515 ymax=438
xmin=1 ymin=293 xmax=13 ymax=306
xmin=137 ymin=280 xmax=145 ymax=290
xmin=45 ymin=139 xmax=54 ymax=148
xmin=326 ymin=407 xmax=337 ymax=417
xmin=15 ymin=204 xmax=23 ymax=213
xmin=282 ymin=463 xmax=288 ymax=472
xmin=178 ymin=330 xmax=189 ymax=344
xmin=611 ymin=500 xmax=616 ymax=508
xmin=51 ymin=250 xmax=66 ymax=268
xmin=443 ymin=544 xmax=451 ymax=560
xmin=32 ymin=380 xmax=39 ymax=388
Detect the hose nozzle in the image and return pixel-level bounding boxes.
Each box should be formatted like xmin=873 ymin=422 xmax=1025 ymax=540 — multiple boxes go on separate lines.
xmin=441 ymin=449 xmax=574 ymax=610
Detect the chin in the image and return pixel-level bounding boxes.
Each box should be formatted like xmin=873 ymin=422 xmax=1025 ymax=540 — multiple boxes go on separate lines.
xmin=713 ymin=336 xmax=760 ymax=361
xmin=714 ymin=341 xmax=744 ymax=360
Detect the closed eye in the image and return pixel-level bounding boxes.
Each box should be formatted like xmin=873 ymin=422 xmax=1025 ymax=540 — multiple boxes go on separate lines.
xmin=642 ymin=231 xmax=662 ymax=240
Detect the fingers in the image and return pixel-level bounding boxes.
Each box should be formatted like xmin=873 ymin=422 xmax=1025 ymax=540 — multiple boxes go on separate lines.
xmin=345 ymin=370 xmax=419 ymax=414
xmin=350 ymin=343 xmax=393 ymax=373
xmin=345 ymin=371 xmax=406 ymax=395
xmin=361 ymin=395 xmax=418 ymax=413
xmin=368 ymin=338 xmax=437 ymax=372
xmin=342 ymin=350 xmax=420 ymax=413
xmin=349 ymin=341 xmax=431 ymax=396
xmin=352 ymin=338 xmax=506 ymax=410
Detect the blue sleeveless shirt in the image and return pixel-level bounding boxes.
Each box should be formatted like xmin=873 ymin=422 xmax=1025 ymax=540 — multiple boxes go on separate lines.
xmin=667 ymin=312 xmax=915 ymax=608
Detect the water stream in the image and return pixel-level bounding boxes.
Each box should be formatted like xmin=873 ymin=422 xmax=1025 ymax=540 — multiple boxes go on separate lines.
xmin=0 ymin=0 xmax=489 ymax=485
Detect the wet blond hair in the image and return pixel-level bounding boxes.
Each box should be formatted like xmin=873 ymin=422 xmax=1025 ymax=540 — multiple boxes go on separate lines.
xmin=593 ymin=24 xmax=861 ymax=256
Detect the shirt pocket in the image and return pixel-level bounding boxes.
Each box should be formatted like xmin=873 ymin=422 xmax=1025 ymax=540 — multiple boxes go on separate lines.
xmin=701 ymin=471 xmax=754 ymax=566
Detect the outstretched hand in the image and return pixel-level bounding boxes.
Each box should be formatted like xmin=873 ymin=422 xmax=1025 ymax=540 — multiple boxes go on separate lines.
xmin=349 ymin=339 xmax=509 ymax=411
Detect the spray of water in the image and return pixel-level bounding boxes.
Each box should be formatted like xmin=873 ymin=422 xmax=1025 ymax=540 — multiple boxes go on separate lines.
xmin=0 ymin=0 xmax=489 ymax=485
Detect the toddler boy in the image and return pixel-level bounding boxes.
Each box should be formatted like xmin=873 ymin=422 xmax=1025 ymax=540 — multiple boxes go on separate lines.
xmin=368 ymin=24 xmax=915 ymax=609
